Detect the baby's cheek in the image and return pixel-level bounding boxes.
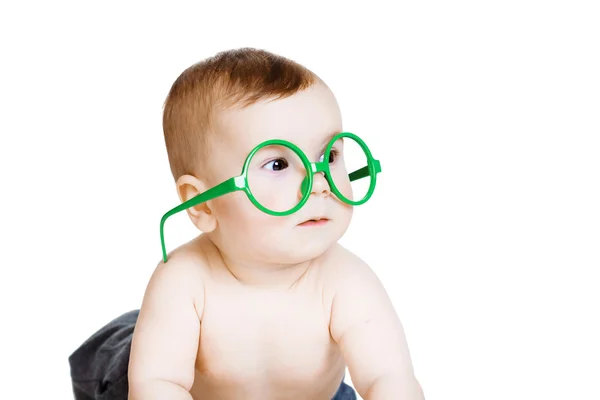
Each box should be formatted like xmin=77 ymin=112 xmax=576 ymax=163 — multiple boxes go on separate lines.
xmin=330 ymin=170 xmax=353 ymax=200
xmin=341 ymin=181 xmax=354 ymax=200
xmin=333 ymin=203 xmax=353 ymax=235
xmin=213 ymin=196 xmax=250 ymax=233
xmin=226 ymin=198 xmax=274 ymax=234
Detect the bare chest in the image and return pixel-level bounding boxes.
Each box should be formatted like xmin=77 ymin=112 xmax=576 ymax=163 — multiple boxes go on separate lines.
xmin=192 ymin=286 xmax=344 ymax=397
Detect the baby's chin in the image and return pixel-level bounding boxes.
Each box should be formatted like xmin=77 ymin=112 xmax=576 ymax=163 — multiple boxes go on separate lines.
xmin=229 ymin=216 xmax=349 ymax=265
xmin=275 ymin=222 xmax=349 ymax=264
xmin=257 ymin=236 xmax=337 ymax=265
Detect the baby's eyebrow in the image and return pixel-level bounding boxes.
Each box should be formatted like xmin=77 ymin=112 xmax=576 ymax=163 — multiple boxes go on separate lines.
xmin=317 ymin=131 xmax=341 ymax=149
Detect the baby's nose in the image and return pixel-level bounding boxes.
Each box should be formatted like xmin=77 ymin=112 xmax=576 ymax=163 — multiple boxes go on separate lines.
xmin=311 ymin=172 xmax=331 ymax=196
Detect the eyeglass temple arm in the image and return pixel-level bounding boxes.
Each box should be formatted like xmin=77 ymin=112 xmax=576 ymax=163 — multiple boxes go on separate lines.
xmin=159 ymin=176 xmax=243 ymax=263
xmin=349 ymin=159 xmax=381 ymax=182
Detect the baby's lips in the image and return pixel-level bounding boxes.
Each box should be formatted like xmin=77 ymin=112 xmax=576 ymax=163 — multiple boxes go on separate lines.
xmin=298 ymin=217 xmax=330 ymax=225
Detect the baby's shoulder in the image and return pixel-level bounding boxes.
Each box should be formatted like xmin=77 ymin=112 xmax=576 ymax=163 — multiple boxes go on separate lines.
xmin=318 ymin=243 xmax=373 ymax=291
xmin=159 ymin=234 xmax=210 ymax=270
xmin=147 ymin=235 xmax=212 ymax=306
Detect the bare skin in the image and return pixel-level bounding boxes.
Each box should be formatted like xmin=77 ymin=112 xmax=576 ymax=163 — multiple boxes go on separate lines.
xmin=188 ymin=235 xmax=346 ymax=399
xmin=129 ymin=232 xmax=423 ymax=399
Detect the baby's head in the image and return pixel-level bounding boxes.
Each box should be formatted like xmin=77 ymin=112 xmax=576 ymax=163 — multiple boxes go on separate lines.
xmin=162 ymin=47 xmax=353 ymax=265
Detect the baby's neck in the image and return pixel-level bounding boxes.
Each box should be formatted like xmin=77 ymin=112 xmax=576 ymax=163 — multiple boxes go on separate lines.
xmin=223 ymin=256 xmax=313 ymax=290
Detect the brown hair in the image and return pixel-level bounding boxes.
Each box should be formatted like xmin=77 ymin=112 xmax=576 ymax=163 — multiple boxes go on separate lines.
xmin=162 ymin=47 xmax=322 ymax=182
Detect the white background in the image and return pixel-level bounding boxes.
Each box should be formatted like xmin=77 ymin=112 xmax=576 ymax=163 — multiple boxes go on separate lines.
xmin=1 ymin=1 xmax=599 ymax=399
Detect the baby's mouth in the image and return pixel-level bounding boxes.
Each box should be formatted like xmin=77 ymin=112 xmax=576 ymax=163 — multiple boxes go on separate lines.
xmin=298 ymin=218 xmax=330 ymax=227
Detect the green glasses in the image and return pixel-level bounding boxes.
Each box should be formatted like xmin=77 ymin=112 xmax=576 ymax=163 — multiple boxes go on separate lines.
xmin=160 ymin=132 xmax=382 ymax=262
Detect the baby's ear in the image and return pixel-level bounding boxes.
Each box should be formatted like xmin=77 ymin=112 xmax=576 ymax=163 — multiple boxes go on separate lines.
xmin=176 ymin=174 xmax=217 ymax=233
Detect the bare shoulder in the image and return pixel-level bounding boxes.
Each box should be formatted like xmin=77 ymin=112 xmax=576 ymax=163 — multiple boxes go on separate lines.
xmin=316 ymin=244 xmax=384 ymax=318
xmin=320 ymin=244 xmax=399 ymax=337
xmin=152 ymin=235 xmax=213 ymax=315
xmin=319 ymin=243 xmax=380 ymax=293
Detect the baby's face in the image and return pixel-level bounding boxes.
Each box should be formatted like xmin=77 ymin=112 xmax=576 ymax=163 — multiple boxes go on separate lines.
xmin=207 ymin=82 xmax=353 ymax=264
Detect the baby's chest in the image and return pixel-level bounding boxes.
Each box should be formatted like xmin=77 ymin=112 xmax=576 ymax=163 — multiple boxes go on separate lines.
xmin=195 ymin=290 xmax=339 ymax=383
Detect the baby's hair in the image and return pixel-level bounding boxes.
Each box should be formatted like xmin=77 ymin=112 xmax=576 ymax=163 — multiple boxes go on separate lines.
xmin=162 ymin=47 xmax=322 ymax=182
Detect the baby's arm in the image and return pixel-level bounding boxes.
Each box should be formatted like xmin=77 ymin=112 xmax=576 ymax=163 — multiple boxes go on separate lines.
xmin=329 ymin=252 xmax=424 ymax=400
xmin=128 ymin=255 xmax=203 ymax=400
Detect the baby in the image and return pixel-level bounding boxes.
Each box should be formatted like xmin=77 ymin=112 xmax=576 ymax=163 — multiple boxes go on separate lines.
xmin=68 ymin=47 xmax=424 ymax=400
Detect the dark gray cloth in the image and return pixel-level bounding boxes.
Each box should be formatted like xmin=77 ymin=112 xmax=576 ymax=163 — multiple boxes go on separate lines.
xmin=68 ymin=309 xmax=356 ymax=399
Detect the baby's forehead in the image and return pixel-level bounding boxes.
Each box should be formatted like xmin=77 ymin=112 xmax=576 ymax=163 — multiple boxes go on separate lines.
xmin=215 ymin=83 xmax=342 ymax=152
xmin=220 ymin=129 xmax=341 ymax=167
xmin=217 ymin=113 xmax=341 ymax=157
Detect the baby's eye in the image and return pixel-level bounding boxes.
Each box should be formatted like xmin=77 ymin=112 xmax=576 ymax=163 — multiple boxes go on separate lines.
xmin=263 ymin=158 xmax=289 ymax=171
xmin=319 ymin=150 xmax=339 ymax=163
